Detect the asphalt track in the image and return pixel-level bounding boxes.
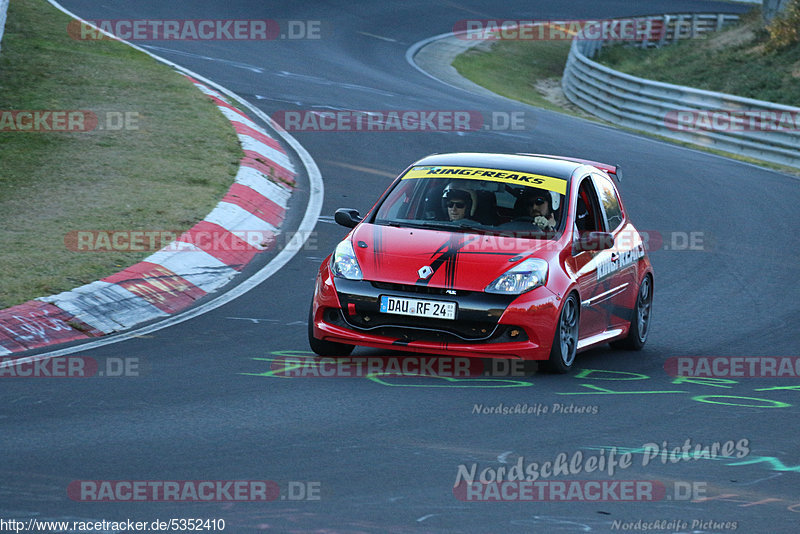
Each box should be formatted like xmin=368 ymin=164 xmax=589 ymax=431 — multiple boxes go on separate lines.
xmin=3 ymin=1 xmax=799 ymax=532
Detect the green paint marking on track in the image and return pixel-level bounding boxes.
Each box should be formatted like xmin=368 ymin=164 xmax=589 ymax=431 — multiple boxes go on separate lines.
xmin=692 ymin=395 xmax=791 ymax=408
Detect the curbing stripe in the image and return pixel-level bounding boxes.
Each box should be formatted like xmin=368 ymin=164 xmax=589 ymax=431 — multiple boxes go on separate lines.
xmin=188 ymin=78 xmax=229 ymax=99
xmin=222 ymin=182 xmax=286 ymax=228
xmin=218 ymin=106 xmax=261 ymax=130
xmin=206 ymin=94 xmax=253 ymax=119
xmin=175 ymin=220 xmax=260 ymax=270
xmin=0 ymin=301 xmax=102 ymax=352
xmin=103 ymin=262 xmax=207 ymax=314
xmin=239 ymin=135 xmax=293 ymax=171
xmin=235 ymin=165 xmax=292 ymax=206
xmin=233 ymin=122 xmax=285 ymax=152
xmin=40 ymin=281 xmax=168 ymax=334
xmin=241 ymin=154 xmax=296 ymax=188
xmin=142 ymin=243 xmax=239 ymax=294
xmin=204 ymin=201 xmax=278 ymax=236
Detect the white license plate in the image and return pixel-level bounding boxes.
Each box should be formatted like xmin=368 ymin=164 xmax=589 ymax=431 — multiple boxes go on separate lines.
xmin=379 ymin=295 xmax=456 ymax=320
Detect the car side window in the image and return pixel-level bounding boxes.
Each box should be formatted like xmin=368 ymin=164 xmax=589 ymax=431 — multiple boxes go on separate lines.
xmin=576 ymin=177 xmax=602 ymax=235
xmin=593 ymin=174 xmax=623 ymax=232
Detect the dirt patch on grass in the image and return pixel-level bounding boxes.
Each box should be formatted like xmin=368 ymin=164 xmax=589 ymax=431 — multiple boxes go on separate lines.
xmin=532 ymin=78 xmax=586 ymax=115
xmin=705 ymin=22 xmax=756 ymax=50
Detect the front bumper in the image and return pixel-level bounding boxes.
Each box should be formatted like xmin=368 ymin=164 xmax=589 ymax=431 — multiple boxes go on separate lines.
xmin=311 ymin=263 xmax=562 ymax=360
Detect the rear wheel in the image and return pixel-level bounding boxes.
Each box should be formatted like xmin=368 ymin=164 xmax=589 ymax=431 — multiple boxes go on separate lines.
xmin=611 ymin=275 xmax=653 ymax=350
xmin=544 ymin=293 xmax=579 ymax=373
xmin=307 ymin=305 xmax=355 ymax=356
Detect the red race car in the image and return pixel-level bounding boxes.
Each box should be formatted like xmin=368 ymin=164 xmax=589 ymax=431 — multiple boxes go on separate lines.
xmin=308 ymin=153 xmax=653 ymax=372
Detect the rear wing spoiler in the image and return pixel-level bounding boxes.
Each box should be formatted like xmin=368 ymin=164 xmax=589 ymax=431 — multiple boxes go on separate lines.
xmin=521 ymin=153 xmax=622 ymax=182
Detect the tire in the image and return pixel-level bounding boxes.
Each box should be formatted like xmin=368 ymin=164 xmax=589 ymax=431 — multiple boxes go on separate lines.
xmin=544 ymin=293 xmax=579 ymax=373
xmin=611 ymin=274 xmax=653 ymax=351
xmin=308 ymin=305 xmax=355 ymax=356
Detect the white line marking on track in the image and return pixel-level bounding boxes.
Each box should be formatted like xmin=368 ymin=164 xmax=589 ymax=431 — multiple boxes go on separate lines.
xmin=141 ymin=44 xmax=265 ymax=73
xmin=273 ymin=70 xmax=398 ymax=97
xmin=225 ymin=317 xmax=280 ymax=324
xmin=738 ymin=472 xmax=784 ymax=486
xmin=357 ymin=31 xmax=399 ymax=43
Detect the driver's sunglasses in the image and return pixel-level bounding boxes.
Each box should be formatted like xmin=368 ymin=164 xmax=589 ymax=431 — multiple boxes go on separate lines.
xmin=528 ymin=197 xmax=547 ymax=205
xmin=447 ymin=201 xmax=466 ymax=209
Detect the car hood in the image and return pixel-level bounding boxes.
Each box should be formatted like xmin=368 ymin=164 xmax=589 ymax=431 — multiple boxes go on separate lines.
xmin=351 ymin=223 xmax=555 ymax=291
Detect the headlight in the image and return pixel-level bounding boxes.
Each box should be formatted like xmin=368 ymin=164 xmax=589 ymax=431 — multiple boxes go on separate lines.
xmin=331 ymin=238 xmax=363 ymax=280
xmin=485 ymin=258 xmax=548 ymax=294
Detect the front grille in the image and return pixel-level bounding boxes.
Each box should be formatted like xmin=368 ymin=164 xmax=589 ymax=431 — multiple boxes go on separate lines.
xmin=326 ymin=308 xmax=527 ymax=344
xmin=347 ymin=310 xmax=496 ymax=340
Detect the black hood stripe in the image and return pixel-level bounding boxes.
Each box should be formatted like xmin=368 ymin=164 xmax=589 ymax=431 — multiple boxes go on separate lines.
xmin=416 ymin=234 xmax=479 ymax=287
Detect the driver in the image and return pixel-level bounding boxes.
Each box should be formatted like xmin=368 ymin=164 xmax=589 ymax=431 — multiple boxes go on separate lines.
xmin=520 ymin=189 xmax=557 ymax=230
xmin=442 ymin=188 xmax=472 ymax=221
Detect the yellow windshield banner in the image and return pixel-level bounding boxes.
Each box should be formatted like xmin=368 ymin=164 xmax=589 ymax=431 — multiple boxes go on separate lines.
xmin=403 ymin=166 xmax=567 ymax=195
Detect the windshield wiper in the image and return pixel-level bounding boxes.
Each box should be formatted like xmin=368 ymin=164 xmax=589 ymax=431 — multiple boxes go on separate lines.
xmin=378 ymin=220 xmax=508 ymax=235
xmin=378 ymin=220 xmax=451 ymax=231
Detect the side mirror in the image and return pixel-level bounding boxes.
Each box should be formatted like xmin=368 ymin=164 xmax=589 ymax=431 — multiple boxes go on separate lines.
xmin=334 ymin=208 xmax=362 ymax=229
xmin=574 ymin=231 xmax=614 ymax=253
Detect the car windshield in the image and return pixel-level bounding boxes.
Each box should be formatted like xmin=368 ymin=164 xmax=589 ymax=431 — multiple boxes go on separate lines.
xmin=373 ymin=165 xmax=568 ymax=238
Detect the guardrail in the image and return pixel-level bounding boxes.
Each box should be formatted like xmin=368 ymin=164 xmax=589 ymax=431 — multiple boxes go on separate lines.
xmin=562 ymin=14 xmax=800 ymax=169
xmin=0 ymin=0 xmax=9 ymax=53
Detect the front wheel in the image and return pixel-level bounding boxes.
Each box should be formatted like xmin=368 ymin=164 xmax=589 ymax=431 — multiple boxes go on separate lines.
xmin=544 ymin=293 xmax=579 ymax=373
xmin=611 ymin=274 xmax=653 ymax=351
xmin=308 ymin=305 xmax=355 ymax=356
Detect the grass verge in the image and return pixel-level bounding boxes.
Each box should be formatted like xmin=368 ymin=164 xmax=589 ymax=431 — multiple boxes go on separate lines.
xmin=0 ymin=0 xmax=243 ymax=308
xmin=595 ymin=11 xmax=800 ymax=106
